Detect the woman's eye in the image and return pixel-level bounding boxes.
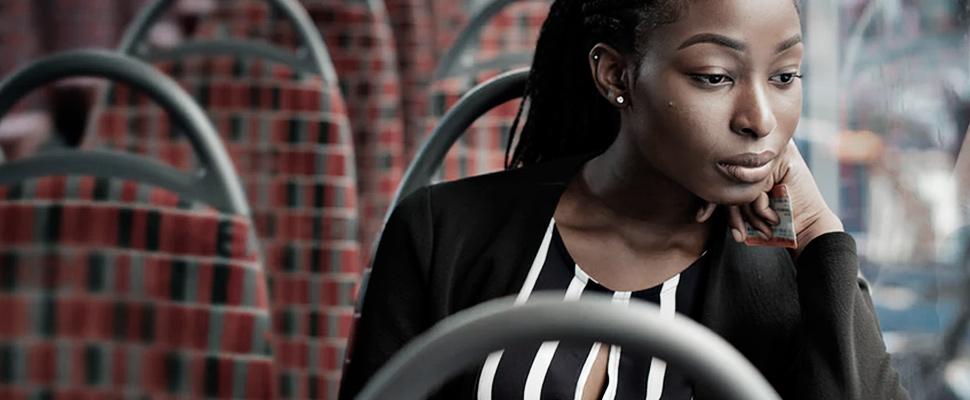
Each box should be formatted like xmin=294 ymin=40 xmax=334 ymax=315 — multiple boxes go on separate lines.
xmin=692 ymin=74 xmax=731 ymax=86
xmin=771 ymin=73 xmax=802 ymax=84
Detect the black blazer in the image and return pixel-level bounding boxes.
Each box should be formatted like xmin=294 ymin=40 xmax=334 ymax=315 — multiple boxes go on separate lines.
xmin=339 ymin=154 xmax=909 ymax=400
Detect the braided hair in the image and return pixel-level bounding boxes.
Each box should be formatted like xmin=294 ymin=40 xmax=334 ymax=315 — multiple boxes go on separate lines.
xmin=505 ymin=0 xmax=686 ymax=168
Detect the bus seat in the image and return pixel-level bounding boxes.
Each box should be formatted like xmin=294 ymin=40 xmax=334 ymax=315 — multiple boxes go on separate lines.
xmin=0 ymin=49 xmax=273 ymax=400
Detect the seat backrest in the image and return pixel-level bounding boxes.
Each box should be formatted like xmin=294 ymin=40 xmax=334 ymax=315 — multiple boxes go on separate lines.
xmin=0 ymin=176 xmax=274 ymax=400
xmin=0 ymin=0 xmax=45 ymax=125
xmin=432 ymin=0 xmax=548 ymax=81
xmin=0 ymin=49 xmax=274 ymax=400
xmin=90 ymin=2 xmax=364 ymax=398
xmin=422 ymin=0 xmax=548 ymax=183
xmin=198 ymin=0 xmax=408 ymax=258
xmin=425 ymin=69 xmax=522 ymax=181
xmin=346 ymin=72 xmax=528 ymax=367
xmin=381 ymin=0 xmax=437 ymax=163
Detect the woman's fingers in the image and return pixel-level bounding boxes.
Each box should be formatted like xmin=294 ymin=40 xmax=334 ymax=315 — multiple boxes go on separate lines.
xmin=695 ymin=202 xmax=717 ymax=223
xmin=727 ymin=206 xmax=746 ymax=243
xmin=741 ymin=203 xmax=773 ymax=240
xmin=752 ymin=192 xmax=779 ymax=225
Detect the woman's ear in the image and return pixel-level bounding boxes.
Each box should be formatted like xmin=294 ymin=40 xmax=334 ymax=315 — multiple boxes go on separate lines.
xmin=588 ymin=43 xmax=630 ymax=107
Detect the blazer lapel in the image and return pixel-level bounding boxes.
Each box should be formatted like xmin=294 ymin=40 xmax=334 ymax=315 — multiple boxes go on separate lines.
xmin=457 ymin=154 xmax=596 ymax=309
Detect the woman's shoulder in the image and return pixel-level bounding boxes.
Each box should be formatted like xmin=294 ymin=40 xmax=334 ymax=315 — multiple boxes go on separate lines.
xmin=397 ymin=154 xmax=591 ymax=218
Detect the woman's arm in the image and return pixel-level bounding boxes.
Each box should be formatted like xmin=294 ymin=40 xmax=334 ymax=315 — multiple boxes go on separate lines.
xmin=791 ymin=232 xmax=910 ymax=400
xmin=338 ymin=187 xmax=436 ymax=400
xmin=718 ymin=141 xmax=910 ymax=399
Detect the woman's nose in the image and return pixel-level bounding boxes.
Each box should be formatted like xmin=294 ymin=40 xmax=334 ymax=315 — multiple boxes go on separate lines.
xmin=730 ymin=83 xmax=778 ymax=138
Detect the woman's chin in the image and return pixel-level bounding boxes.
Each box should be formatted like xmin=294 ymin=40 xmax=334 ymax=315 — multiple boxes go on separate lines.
xmin=700 ymin=184 xmax=767 ymax=206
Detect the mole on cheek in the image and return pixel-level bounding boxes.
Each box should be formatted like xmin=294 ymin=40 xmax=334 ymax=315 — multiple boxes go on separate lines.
xmin=668 ymin=101 xmax=675 ymax=108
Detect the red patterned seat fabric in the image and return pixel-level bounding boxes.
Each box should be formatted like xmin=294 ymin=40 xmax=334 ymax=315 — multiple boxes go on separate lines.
xmin=383 ymin=0 xmax=437 ymax=162
xmin=426 ymin=70 xmax=523 ymax=181
xmin=197 ymin=0 xmax=407 ymax=260
xmin=86 ymin=53 xmax=361 ymax=400
xmin=0 ymin=175 xmax=273 ymax=400
xmin=424 ymin=0 xmax=549 ymax=181
xmin=0 ymin=0 xmax=44 ymax=114
xmin=429 ymin=0 xmax=469 ymax=57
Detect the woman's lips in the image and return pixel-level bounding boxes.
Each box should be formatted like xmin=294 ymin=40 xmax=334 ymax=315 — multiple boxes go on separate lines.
xmin=717 ymin=152 xmax=776 ymax=184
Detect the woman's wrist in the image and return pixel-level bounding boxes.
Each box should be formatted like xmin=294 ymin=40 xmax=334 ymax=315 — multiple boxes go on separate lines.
xmin=792 ymin=211 xmax=845 ymax=261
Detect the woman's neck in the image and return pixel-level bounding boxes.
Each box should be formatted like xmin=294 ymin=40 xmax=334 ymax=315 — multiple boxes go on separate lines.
xmin=556 ymin=138 xmax=716 ymax=256
xmin=583 ymin=140 xmax=706 ymax=223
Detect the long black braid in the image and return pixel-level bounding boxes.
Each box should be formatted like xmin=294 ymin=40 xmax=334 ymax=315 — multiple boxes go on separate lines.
xmin=505 ymin=0 xmax=685 ymax=168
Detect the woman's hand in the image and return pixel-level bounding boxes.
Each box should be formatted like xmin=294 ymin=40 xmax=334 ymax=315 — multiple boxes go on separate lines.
xmin=698 ymin=140 xmax=845 ymax=259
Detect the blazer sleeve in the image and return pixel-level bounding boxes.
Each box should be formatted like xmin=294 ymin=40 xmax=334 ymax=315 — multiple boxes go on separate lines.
xmin=793 ymin=232 xmax=910 ymax=399
xmin=338 ymin=187 xmax=435 ymax=400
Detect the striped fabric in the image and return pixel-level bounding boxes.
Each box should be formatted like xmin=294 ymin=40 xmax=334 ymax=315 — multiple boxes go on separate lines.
xmin=0 ymin=175 xmax=274 ymax=400
xmin=86 ymin=53 xmax=362 ymax=400
xmin=477 ymin=220 xmax=701 ymax=400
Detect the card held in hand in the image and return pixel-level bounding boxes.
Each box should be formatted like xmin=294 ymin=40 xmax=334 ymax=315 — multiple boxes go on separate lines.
xmin=744 ymin=184 xmax=797 ymax=249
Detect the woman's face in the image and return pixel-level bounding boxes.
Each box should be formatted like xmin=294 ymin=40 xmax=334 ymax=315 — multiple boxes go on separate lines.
xmin=622 ymin=0 xmax=804 ymax=205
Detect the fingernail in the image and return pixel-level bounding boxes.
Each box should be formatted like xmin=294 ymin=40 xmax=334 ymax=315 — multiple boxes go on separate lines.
xmin=732 ymin=229 xmax=744 ymax=243
xmin=757 ymin=231 xmax=770 ymax=241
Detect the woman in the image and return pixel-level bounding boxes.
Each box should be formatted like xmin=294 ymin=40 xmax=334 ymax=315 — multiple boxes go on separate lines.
xmin=340 ymin=0 xmax=910 ymax=398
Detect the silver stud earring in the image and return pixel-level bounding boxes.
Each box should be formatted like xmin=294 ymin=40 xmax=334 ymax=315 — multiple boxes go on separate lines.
xmin=616 ymin=95 xmax=625 ymax=105
xmin=593 ymin=54 xmax=600 ymax=61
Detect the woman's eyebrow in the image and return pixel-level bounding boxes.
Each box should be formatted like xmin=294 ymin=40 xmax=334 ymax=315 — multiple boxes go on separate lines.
xmin=677 ymin=33 xmax=803 ymax=54
xmin=775 ymin=34 xmax=803 ymax=53
xmin=678 ymin=33 xmax=746 ymax=52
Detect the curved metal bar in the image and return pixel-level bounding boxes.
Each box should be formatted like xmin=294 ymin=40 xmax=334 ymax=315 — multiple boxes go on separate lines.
xmin=355 ymin=294 xmax=781 ymax=400
xmin=432 ymin=0 xmax=525 ymax=80
xmin=118 ymin=0 xmax=338 ymax=82
xmin=145 ymin=39 xmax=318 ymax=74
xmin=390 ymin=68 xmax=529 ymax=211
xmin=0 ymin=50 xmax=249 ymax=216
xmin=0 ymin=150 xmax=234 ymax=211
xmin=448 ymin=50 xmax=534 ymax=79
xmin=354 ymin=68 xmax=529 ymax=318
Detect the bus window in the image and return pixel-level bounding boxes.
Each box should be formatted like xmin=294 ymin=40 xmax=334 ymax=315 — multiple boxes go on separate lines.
xmin=799 ymin=1 xmax=970 ymax=397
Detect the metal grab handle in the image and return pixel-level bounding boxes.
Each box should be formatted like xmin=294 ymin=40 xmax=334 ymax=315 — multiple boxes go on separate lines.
xmin=118 ymin=0 xmax=337 ymax=81
xmin=433 ymin=0 xmax=529 ymax=80
xmin=355 ymin=294 xmax=782 ymax=400
xmin=0 ymin=49 xmax=249 ymax=216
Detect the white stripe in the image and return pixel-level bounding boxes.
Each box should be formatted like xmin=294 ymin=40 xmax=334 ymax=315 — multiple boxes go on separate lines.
xmin=602 ymin=292 xmax=632 ymax=400
xmin=524 ymin=274 xmax=588 ymax=397
xmin=645 ymin=274 xmax=681 ymax=400
xmin=525 ymin=341 xmax=560 ymax=398
xmin=478 ymin=218 xmax=556 ymax=400
xmin=574 ymin=342 xmax=603 ymax=400
xmin=477 ymin=350 xmax=504 ymax=400
xmin=515 ymin=218 xmax=556 ymax=305
xmin=602 ymin=344 xmax=623 ymax=400
xmin=563 ymin=273 xmax=587 ymax=301
xmin=573 ymin=264 xmax=591 ymax=285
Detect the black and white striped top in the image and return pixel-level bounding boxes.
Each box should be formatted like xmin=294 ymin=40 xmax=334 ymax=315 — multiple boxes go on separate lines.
xmin=476 ymin=219 xmax=707 ymax=400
